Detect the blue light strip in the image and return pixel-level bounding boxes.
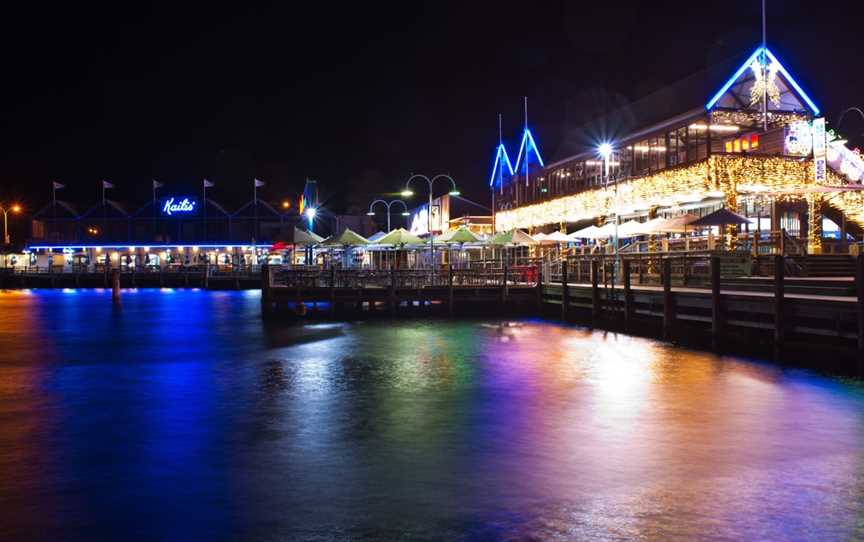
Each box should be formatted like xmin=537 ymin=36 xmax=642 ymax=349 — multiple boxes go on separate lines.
xmin=705 ymin=46 xmax=819 ymax=115
xmin=488 ymin=144 xmax=515 ymax=186
xmin=764 ymin=48 xmax=820 ymax=115
xmin=27 ymin=243 xmax=274 ymax=250
xmin=513 ymin=128 xmax=544 ymax=171
xmin=705 ymin=47 xmax=764 ymax=111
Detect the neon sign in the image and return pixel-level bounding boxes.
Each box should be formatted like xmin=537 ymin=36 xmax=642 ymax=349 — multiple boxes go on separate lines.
xmin=161 ymin=197 xmax=198 ymax=216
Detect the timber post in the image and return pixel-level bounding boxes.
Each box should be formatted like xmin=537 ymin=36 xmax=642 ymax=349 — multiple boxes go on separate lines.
xmin=111 ymin=268 xmax=121 ymax=302
xmin=711 ymin=255 xmax=722 ymax=352
xmin=501 ymin=262 xmax=509 ymax=309
xmin=388 ymin=267 xmax=396 ymax=316
xmin=260 ymin=264 xmax=272 ymax=316
xmin=561 ymin=258 xmax=569 ymax=321
xmin=774 ymin=255 xmax=785 ymax=360
xmin=203 ymin=264 xmax=209 ymax=289
xmin=662 ymin=258 xmax=673 ymax=341
xmin=329 ymin=266 xmax=337 ymax=318
xmin=535 ymin=262 xmax=543 ymax=310
xmin=857 ymin=254 xmax=864 ymax=376
xmin=590 ymin=258 xmax=600 ymax=326
xmin=448 ymin=263 xmax=454 ymax=317
xmin=623 ymin=259 xmax=632 ymax=332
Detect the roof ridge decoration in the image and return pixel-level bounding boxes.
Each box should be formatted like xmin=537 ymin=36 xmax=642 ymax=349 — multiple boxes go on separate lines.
xmin=705 ymin=45 xmax=819 ymax=115
xmin=488 ymin=143 xmax=515 ymax=187
xmin=513 ymin=128 xmax=545 ymax=172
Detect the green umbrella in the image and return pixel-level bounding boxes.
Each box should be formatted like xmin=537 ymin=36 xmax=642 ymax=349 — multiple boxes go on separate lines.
xmin=376 ymin=228 xmax=424 ymax=246
xmin=321 ymin=228 xmax=370 ymax=246
xmin=488 ymin=228 xmax=537 ymax=246
xmin=439 ymin=225 xmax=480 ymax=244
xmin=291 ymin=227 xmax=324 ymax=246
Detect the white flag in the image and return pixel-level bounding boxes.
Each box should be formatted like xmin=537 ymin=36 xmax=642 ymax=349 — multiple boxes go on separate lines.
xmin=254 ymin=178 xmax=265 ymax=187
xmin=203 ymin=179 xmax=214 ymax=188
xmin=153 ymin=180 xmax=163 ymax=189
xmin=52 ymin=181 xmax=65 ymax=190
xmin=102 ymin=180 xmax=114 ymax=189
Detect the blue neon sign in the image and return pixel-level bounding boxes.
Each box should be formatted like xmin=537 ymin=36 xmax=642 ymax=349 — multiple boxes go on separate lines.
xmin=161 ymin=197 xmax=198 ymax=216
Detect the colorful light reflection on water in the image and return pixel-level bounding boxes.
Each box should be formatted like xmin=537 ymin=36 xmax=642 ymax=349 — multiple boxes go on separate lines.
xmin=1 ymin=289 xmax=863 ymax=540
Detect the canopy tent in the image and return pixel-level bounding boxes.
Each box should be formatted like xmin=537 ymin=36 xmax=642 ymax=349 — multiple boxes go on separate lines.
xmin=690 ymin=208 xmax=753 ymax=227
xmin=367 ymin=231 xmax=387 ymax=243
xmin=376 ymin=228 xmax=425 ymax=247
xmin=321 ymin=228 xmax=370 ymax=246
xmin=438 ymin=226 xmax=481 ymax=244
xmin=488 ymin=229 xmax=538 ymax=246
xmin=531 ymin=232 xmax=547 ymax=241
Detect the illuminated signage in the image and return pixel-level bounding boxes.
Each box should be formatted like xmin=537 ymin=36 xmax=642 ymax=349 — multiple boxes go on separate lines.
xmin=161 ymin=197 xmax=198 ymax=216
xmin=784 ymin=121 xmax=812 ymax=156
xmin=812 ymin=117 xmax=827 ymax=182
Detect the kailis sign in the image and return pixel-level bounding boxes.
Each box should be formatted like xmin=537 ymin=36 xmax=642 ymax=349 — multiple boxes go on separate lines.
xmin=161 ymin=197 xmax=198 ymax=216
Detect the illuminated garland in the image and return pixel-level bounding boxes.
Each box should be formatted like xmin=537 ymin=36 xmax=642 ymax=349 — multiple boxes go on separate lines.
xmin=494 ymin=155 xmax=853 ymax=234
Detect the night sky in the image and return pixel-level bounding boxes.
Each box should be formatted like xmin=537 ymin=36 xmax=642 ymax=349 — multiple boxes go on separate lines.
xmin=1 ymin=1 xmax=862 ymax=226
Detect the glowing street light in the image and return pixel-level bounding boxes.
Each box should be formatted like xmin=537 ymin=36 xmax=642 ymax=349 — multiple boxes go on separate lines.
xmin=1 ymin=203 xmax=22 ymax=245
xmin=368 ymin=199 xmax=410 ymax=232
xmin=402 ymin=174 xmax=458 ymax=265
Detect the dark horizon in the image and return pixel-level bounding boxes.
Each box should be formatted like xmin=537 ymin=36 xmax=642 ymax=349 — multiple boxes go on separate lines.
xmin=2 ymin=0 xmax=862 ymax=219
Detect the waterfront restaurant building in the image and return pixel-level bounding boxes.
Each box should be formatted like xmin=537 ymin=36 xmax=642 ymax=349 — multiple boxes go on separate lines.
xmin=25 ymin=195 xmax=307 ymax=270
xmin=491 ymin=45 xmax=864 ymax=254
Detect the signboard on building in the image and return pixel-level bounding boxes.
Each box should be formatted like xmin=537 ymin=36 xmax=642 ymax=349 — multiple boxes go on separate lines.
xmin=160 ymin=197 xmax=199 ymax=216
xmin=408 ymin=196 xmax=450 ymax=236
xmin=812 ymin=117 xmax=827 ymax=182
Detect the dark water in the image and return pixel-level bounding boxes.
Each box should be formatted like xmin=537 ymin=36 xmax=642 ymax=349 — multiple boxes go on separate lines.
xmin=1 ymin=289 xmax=864 ymax=541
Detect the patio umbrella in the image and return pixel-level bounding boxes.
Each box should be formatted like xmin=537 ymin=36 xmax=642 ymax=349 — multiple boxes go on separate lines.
xmin=689 ymin=208 xmax=753 ymax=227
xmin=439 ymin=225 xmax=480 ymax=244
xmin=376 ymin=227 xmax=425 ymax=246
xmin=291 ymin=227 xmax=324 ymax=246
xmin=568 ymin=225 xmax=602 ymax=239
xmin=488 ymin=229 xmax=538 ymax=245
xmin=540 ymin=231 xmax=570 ymax=244
xmin=532 ymin=232 xmax=548 ymax=241
xmin=367 ymin=231 xmax=387 ymax=243
xmin=321 ymin=228 xmax=370 ymax=246
xmin=655 ymin=213 xmax=699 ymax=233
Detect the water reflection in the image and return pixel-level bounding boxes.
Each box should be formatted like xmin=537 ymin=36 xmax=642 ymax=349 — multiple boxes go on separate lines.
xmin=1 ymin=289 xmax=864 ymax=540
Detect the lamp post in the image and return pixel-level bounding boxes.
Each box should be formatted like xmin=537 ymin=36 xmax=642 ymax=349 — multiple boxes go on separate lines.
xmin=402 ymin=174 xmax=459 ymax=268
xmin=1 ymin=203 xmax=21 ymax=246
xmin=367 ymin=199 xmax=410 ymax=232
xmin=599 ymin=143 xmax=618 ymax=282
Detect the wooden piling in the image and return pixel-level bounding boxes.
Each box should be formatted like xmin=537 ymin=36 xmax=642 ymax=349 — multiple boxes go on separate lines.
xmin=561 ymin=259 xmax=569 ymax=321
xmin=774 ymin=255 xmax=785 ymax=360
xmin=448 ymin=264 xmax=454 ymax=317
xmin=856 ymin=254 xmax=864 ymax=376
xmin=388 ymin=267 xmax=396 ymax=316
xmin=623 ymin=259 xmax=632 ymax=332
xmin=662 ymin=258 xmax=673 ymax=341
xmin=591 ymin=258 xmax=600 ymax=325
xmin=111 ymin=269 xmax=121 ymax=302
xmin=329 ymin=266 xmax=336 ymax=318
xmin=260 ymin=264 xmax=272 ymax=316
xmin=711 ymin=256 xmax=722 ymax=352
xmin=501 ymin=262 xmax=509 ymax=309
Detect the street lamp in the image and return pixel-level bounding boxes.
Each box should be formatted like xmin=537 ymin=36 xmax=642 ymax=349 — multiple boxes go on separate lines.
xmin=402 ymin=174 xmax=459 ymax=267
xmin=367 ymin=199 xmax=410 ymax=232
xmin=1 ymin=203 xmax=22 ymax=246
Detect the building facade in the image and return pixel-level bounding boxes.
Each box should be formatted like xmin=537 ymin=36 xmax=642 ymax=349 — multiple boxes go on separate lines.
xmin=491 ymin=46 xmax=864 ymax=254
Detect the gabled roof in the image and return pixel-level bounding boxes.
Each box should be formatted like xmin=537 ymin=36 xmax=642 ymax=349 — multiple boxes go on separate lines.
xmin=80 ymin=199 xmax=129 ymax=218
xmin=33 ymin=200 xmax=79 ymax=219
xmin=706 ymin=46 xmax=819 ymax=115
xmin=548 ymin=44 xmax=819 ymax=166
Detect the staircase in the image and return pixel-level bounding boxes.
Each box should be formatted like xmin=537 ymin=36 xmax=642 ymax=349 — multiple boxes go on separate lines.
xmin=803 ymin=254 xmax=856 ymax=277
